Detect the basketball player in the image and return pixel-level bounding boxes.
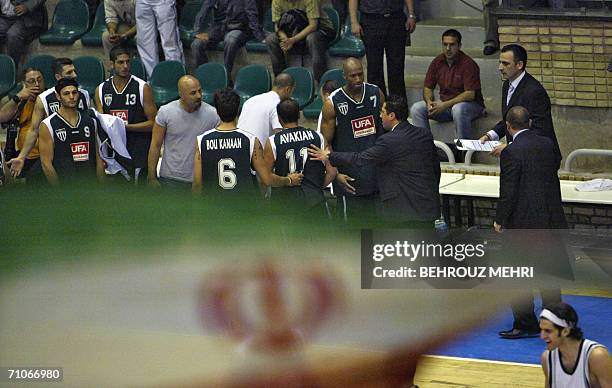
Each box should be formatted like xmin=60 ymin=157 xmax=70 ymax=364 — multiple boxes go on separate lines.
xmin=193 ymin=89 xmax=302 ymax=198
xmin=320 ymin=57 xmax=384 ymax=223
xmin=540 ymin=302 xmax=612 ymax=388
xmin=38 ymin=78 xmax=104 ymax=185
xmin=8 ymin=58 xmax=91 ymax=177
xmin=264 ymin=98 xmax=335 ymax=214
xmin=95 ymin=46 xmax=157 ymax=183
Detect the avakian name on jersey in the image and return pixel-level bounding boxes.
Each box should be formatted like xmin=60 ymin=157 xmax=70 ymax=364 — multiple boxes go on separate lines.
xmin=279 ymin=130 xmax=315 ymax=145
xmin=206 ymin=137 xmax=243 ymax=150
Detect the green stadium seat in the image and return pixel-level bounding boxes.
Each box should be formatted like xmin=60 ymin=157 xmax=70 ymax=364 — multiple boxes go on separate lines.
xmin=233 ymin=64 xmax=271 ymax=106
xmin=130 ymin=57 xmax=146 ymax=81
xmin=179 ymin=0 xmax=204 ymax=47
xmin=39 ymin=0 xmax=90 ymax=45
xmin=329 ymin=15 xmax=365 ymax=58
xmin=0 ymin=55 xmax=16 ymax=98
xmin=73 ymin=56 xmax=105 ymax=97
xmin=282 ymin=67 xmax=314 ymax=109
xmin=80 ymin=2 xmax=105 ymax=47
xmin=24 ymin=54 xmax=56 ymax=88
xmin=322 ymin=6 xmax=341 ymax=46
xmin=245 ymin=8 xmax=273 ymax=53
xmin=302 ymin=68 xmax=345 ymax=119
xmin=193 ymin=63 xmax=228 ymax=105
xmin=150 ymin=60 xmax=186 ymax=106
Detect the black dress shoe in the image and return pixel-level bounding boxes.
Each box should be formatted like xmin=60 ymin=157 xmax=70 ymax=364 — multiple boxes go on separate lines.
xmin=483 ymin=45 xmax=499 ymax=56
xmin=498 ymin=328 xmax=539 ymax=339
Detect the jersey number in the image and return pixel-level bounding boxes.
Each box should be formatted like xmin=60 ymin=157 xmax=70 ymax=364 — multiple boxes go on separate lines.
xmin=218 ymin=158 xmax=237 ymax=189
xmin=125 ymin=94 xmax=137 ymax=106
xmin=370 ymin=95 xmax=377 ymax=108
xmin=285 ymin=147 xmax=308 ymax=173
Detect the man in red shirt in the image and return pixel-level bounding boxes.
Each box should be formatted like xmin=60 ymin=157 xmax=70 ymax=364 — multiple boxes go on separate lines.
xmin=409 ymin=29 xmax=485 ymax=140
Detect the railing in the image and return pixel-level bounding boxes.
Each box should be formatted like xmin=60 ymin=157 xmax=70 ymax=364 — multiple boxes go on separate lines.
xmin=562 ymin=149 xmax=612 ymax=173
xmin=434 ymin=140 xmax=456 ymax=164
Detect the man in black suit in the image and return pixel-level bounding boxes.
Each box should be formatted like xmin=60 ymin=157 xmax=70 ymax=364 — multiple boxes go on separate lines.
xmin=495 ymin=106 xmax=567 ymax=339
xmin=480 ymin=44 xmax=561 ymax=163
xmin=309 ymin=95 xmax=441 ymax=228
xmin=0 ymin=0 xmax=47 ymax=66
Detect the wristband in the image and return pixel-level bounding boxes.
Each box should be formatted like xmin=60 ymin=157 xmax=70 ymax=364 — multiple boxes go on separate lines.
xmin=287 ymin=176 xmax=293 ymax=186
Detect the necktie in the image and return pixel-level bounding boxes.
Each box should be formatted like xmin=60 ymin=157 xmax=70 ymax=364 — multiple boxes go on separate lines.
xmin=507 ymin=84 xmax=515 ymax=105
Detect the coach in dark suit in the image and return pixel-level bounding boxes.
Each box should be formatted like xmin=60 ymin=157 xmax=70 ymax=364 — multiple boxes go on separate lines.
xmin=309 ymin=95 xmax=441 ymax=227
xmin=480 ymin=44 xmax=561 ymax=163
xmin=0 ymin=0 xmax=47 ymax=66
xmin=495 ymin=106 xmax=567 ymax=339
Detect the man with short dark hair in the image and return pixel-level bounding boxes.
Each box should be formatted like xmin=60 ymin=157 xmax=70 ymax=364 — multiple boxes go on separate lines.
xmin=480 ymin=44 xmax=561 ymax=162
xmin=95 ymin=46 xmax=157 ymax=183
xmin=7 ymin=57 xmax=91 ymax=177
xmin=410 ymin=29 xmax=485 ymax=140
xmin=263 ymin=98 xmax=334 ymax=214
xmin=540 ymin=302 xmax=612 ymax=387
xmin=193 ymin=89 xmax=300 ymax=198
xmin=311 ymin=94 xmax=441 ymax=228
xmin=38 ymin=78 xmax=104 ymax=185
xmin=495 ymin=106 xmax=566 ymax=340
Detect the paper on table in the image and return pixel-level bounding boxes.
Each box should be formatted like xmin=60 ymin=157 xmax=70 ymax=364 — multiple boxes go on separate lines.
xmin=575 ymin=179 xmax=612 ymax=192
xmin=454 ymin=139 xmax=502 ymax=152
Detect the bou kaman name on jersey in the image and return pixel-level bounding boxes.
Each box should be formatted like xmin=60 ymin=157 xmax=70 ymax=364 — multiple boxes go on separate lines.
xmin=205 ymin=137 xmax=243 ymax=151
xmin=279 ymin=130 xmax=315 ymax=145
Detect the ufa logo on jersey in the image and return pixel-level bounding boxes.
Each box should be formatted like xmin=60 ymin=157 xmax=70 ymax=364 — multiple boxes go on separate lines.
xmin=49 ymin=102 xmax=60 ymax=113
xmin=104 ymin=94 xmax=113 ymax=107
xmin=351 ymin=115 xmax=376 ymax=138
xmin=70 ymin=142 xmax=90 ymax=162
xmin=110 ymin=109 xmax=129 ymax=123
xmin=338 ymin=102 xmax=349 ymax=116
xmin=55 ymin=128 xmax=67 ymax=142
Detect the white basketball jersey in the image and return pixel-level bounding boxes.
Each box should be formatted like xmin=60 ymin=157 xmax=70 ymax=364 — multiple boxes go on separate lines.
xmin=548 ymin=339 xmax=605 ymax=388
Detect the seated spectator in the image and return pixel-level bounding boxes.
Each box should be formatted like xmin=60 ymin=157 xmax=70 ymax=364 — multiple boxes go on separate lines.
xmin=316 ymin=79 xmax=339 ymax=131
xmin=265 ymin=0 xmax=335 ymax=82
xmin=0 ymin=0 xmax=47 ymax=67
xmin=410 ymin=29 xmax=485 ymax=141
xmin=102 ymin=0 xmax=137 ymax=62
xmin=191 ymin=0 xmax=266 ymax=81
xmin=0 ymin=67 xmax=45 ymax=183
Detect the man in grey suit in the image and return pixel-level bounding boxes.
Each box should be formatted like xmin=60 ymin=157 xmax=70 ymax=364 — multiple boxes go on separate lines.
xmin=0 ymin=0 xmax=47 ymax=66
xmin=309 ymin=95 xmax=441 ymax=228
xmin=495 ymin=106 xmax=567 ymax=339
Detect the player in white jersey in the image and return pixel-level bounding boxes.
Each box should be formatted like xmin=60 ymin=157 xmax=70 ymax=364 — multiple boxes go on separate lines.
xmin=7 ymin=58 xmax=91 ymax=177
xmin=540 ymin=302 xmax=612 ymax=388
xmin=135 ymin=0 xmax=185 ymax=78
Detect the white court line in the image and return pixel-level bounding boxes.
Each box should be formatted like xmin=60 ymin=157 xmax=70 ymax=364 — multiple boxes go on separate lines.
xmin=423 ymin=354 xmax=540 ymax=368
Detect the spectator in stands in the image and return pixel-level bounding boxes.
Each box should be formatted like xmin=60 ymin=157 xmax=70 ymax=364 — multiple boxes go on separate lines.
xmin=85 ymin=0 xmax=99 ymax=27
xmin=0 ymin=0 xmax=47 ymax=67
xmin=482 ymin=0 xmax=499 ymax=55
xmin=480 ymin=44 xmax=561 ymax=162
xmin=0 ymin=67 xmax=45 ymax=183
xmin=191 ymin=0 xmax=266 ymax=81
xmin=349 ymin=0 xmax=416 ymax=100
xmin=135 ymin=0 xmax=184 ymax=79
xmin=237 ymin=73 xmax=295 ymax=148
xmin=102 ymin=0 xmax=137 ymax=63
xmin=316 ymin=79 xmax=339 ymax=131
xmin=410 ymin=29 xmax=485 ymax=141
xmin=266 ymin=0 xmax=335 ymax=82
xmin=147 ymin=75 xmax=219 ymax=190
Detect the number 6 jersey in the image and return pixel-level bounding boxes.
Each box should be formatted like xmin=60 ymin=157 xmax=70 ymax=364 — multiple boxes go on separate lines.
xmin=197 ymin=128 xmax=259 ymax=198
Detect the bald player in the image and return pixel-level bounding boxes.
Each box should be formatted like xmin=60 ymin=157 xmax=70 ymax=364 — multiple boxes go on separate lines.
xmin=147 ymin=75 xmax=220 ymax=190
xmin=7 ymin=58 xmax=91 ymax=177
xmin=320 ymin=57 xmax=385 ymax=223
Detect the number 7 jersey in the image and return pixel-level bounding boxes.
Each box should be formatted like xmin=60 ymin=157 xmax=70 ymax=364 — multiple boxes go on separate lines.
xmin=197 ymin=128 xmax=259 ymax=198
